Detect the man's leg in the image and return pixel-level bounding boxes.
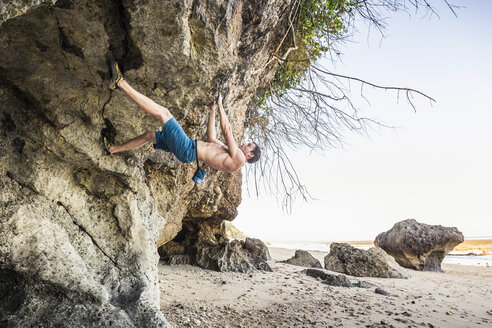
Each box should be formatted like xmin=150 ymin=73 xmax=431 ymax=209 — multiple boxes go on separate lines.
xmin=117 ymin=79 xmax=172 ymax=125
xmin=109 ymin=130 xmax=156 ymax=154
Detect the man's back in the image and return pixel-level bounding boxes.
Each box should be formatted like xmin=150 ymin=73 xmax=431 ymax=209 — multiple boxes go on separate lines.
xmin=197 ymin=140 xmax=245 ymax=172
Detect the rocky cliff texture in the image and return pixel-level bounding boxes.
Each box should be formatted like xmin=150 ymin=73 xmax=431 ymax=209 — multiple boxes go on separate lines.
xmin=375 ymin=219 xmax=464 ymax=272
xmin=159 ymin=221 xmax=272 ymax=273
xmin=0 ymin=0 xmax=291 ymax=326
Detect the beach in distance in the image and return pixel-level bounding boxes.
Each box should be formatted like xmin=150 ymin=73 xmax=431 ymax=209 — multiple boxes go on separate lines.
xmin=265 ymin=239 xmax=492 ymax=267
xmin=159 ymin=244 xmax=492 ymax=328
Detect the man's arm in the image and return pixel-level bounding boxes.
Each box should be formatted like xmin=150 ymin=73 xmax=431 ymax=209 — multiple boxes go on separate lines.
xmin=207 ymin=102 xmax=217 ymax=142
xmin=207 ymin=102 xmax=226 ymax=147
xmin=217 ymin=94 xmax=243 ymax=164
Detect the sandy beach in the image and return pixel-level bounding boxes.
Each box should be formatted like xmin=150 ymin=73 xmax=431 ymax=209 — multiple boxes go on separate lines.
xmin=159 ymin=247 xmax=492 ymax=328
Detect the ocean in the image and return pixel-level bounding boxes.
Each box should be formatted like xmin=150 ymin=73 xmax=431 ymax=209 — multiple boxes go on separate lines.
xmin=267 ymin=239 xmax=492 ymax=268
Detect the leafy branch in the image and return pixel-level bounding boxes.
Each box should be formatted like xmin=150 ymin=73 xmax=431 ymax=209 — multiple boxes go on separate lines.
xmin=244 ymin=0 xmax=454 ymax=211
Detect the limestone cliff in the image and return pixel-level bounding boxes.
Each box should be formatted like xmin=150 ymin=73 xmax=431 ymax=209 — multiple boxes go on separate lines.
xmin=0 ymin=0 xmax=291 ymax=326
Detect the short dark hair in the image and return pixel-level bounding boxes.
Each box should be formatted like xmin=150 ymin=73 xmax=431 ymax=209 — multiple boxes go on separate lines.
xmin=247 ymin=142 xmax=261 ymax=164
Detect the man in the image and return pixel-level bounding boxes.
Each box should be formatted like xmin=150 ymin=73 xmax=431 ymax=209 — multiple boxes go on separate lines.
xmin=102 ymin=62 xmax=261 ymax=174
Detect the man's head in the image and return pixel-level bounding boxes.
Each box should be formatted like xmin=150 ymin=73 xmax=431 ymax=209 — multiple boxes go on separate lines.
xmin=240 ymin=142 xmax=261 ymax=164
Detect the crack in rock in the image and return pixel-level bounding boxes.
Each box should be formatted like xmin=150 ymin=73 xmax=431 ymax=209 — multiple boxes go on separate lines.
xmin=56 ymin=200 xmax=123 ymax=272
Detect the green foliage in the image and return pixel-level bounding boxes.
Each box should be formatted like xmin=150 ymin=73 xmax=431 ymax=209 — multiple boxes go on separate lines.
xmin=248 ymin=0 xmax=359 ymax=134
xmin=284 ymin=0 xmax=353 ymax=83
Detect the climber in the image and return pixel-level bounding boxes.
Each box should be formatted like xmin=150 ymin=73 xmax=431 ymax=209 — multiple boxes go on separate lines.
xmin=101 ymin=61 xmax=261 ymax=178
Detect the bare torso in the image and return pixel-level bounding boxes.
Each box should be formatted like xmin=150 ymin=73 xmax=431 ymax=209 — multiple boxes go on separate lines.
xmin=196 ymin=140 xmax=245 ymax=172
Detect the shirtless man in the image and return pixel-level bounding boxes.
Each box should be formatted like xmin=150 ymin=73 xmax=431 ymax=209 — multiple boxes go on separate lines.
xmin=103 ymin=62 xmax=261 ymax=175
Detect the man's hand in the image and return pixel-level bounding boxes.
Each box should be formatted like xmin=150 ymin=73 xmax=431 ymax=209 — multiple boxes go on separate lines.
xmin=217 ymin=93 xmax=223 ymax=109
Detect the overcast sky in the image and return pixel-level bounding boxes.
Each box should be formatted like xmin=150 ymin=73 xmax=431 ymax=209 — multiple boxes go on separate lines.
xmin=234 ymin=0 xmax=492 ymax=242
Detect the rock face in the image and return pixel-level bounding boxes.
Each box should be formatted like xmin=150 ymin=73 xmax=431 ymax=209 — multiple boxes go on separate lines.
xmin=159 ymin=220 xmax=272 ymax=273
xmin=281 ymin=250 xmax=322 ymax=268
xmin=324 ymin=243 xmax=409 ymax=279
xmin=375 ymin=219 xmax=464 ymax=272
xmin=0 ymin=0 xmax=291 ymax=326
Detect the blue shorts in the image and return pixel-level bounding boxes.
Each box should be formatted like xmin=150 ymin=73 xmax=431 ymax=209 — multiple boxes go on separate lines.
xmin=154 ymin=118 xmax=196 ymax=164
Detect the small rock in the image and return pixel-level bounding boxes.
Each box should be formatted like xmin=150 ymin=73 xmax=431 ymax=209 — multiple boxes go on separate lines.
xmin=321 ymin=274 xmax=353 ymax=288
xmin=375 ymin=288 xmax=391 ymax=296
xmin=354 ymin=280 xmax=376 ymax=288
xmin=281 ymin=249 xmax=322 ymax=268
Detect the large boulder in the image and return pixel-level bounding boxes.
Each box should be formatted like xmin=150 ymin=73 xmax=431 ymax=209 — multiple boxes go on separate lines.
xmin=281 ymin=249 xmax=322 ymax=268
xmin=324 ymin=243 xmax=409 ymax=279
xmin=375 ymin=219 xmax=464 ymax=272
xmin=0 ymin=0 xmax=291 ymax=326
xmin=159 ymin=220 xmax=272 ymax=273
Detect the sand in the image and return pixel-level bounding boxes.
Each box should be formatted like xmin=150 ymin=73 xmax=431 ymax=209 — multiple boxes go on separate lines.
xmin=159 ymin=247 xmax=492 ymax=328
xmin=453 ymin=240 xmax=492 ymax=254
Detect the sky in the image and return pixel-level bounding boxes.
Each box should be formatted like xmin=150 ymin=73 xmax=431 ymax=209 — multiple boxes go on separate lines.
xmin=234 ymin=0 xmax=492 ymax=242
